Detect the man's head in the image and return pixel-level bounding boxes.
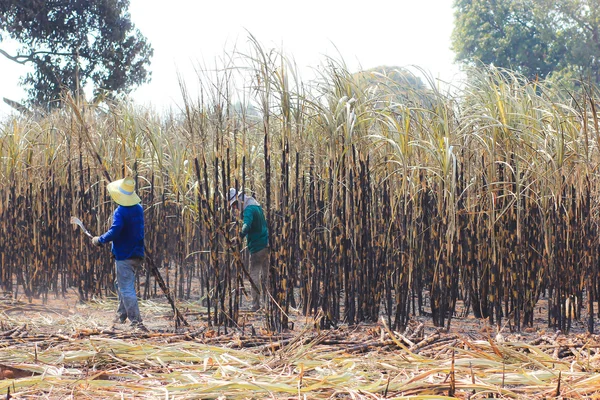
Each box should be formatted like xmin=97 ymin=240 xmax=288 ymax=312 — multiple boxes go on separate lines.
xmin=107 ymin=177 xmax=141 ymax=206
xmin=228 ymin=187 xmax=246 ymax=210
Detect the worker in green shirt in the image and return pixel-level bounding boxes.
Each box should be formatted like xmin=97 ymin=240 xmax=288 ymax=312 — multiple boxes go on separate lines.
xmin=229 ymin=188 xmax=269 ymax=311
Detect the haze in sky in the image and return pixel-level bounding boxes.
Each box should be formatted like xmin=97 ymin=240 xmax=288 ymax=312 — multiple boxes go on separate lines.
xmin=0 ymin=0 xmax=460 ymax=116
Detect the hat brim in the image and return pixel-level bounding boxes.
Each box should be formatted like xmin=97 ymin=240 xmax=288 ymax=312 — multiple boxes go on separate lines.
xmin=107 ymin=179 xmax=142 ymax=206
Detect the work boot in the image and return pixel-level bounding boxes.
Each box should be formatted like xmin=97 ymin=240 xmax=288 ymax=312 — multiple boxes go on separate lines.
xmin=131 ymin=321 xmax=149 ymax=332
xmin=112 ymin=314 xmax=127 ymax=324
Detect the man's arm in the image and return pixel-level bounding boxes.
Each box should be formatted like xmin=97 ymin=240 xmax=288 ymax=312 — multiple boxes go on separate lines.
xmin=240 ymin=207 xmax=254 ymax=238
xmin=99 ymin=208 xmax=124 ymax=244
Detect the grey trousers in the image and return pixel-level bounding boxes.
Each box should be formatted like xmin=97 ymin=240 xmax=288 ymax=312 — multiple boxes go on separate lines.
xmin=115 ymin=258 xmax=143 ymax=323
xmin=249 ymin=247 xmax=269 ymax=309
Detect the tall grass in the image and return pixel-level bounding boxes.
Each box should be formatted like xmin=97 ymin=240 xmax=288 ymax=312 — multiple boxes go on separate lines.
xmin=1 ymin=39 xmax=599 ymax=333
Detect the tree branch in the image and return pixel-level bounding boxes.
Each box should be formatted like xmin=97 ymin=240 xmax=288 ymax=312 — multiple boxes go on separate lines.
xmin=0 ymin=48 xmax=31 ymax=64
xmin=0 ymin=48 xmax=75 ymax=64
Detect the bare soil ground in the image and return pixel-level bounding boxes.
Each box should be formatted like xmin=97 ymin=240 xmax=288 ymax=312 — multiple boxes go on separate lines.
xmin=1 ymin=285 xmax=586 ymax=341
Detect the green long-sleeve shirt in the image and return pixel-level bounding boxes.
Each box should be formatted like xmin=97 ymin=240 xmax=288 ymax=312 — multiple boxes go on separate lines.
xmin=240 ymin=205 xmax=269 ymax=254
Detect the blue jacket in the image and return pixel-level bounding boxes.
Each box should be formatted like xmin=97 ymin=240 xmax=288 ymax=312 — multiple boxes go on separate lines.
xmin=99 ymin=204 xmax=145 ymax=260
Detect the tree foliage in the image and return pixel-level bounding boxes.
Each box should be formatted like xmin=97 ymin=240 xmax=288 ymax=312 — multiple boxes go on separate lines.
xmin=357 ymin=66 xmax=426 ymax=90
xmin=355 ymin=66 xmax=429 ymax=106
xmin=0 ymin=0 xmax=153 ymax=107
xmin=452 ymin=0 xmax=600 ymax=83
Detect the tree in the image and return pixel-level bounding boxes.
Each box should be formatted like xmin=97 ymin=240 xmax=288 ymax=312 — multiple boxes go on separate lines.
xmin=0 ymin=0 xmax=153 ymax=108
xmin=357 ymin=66 xmax=427 ymax=91
xmin=355 ymin=66 xmax=429 ymax=106
xmin=452 ymin=0 xmax=600 ymax=83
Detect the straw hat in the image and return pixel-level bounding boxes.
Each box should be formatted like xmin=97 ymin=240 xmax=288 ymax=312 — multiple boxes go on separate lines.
xmin=107 ymin=177 xmax=141 ymax=206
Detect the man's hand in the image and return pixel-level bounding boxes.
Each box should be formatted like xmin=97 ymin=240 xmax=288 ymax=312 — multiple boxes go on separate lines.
xmin=92 ymin=236 xmax=102 ymax=247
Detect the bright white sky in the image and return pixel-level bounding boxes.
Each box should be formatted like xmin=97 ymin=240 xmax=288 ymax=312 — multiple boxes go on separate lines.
xmin=0 ymin=0 xmax=460 ymax=117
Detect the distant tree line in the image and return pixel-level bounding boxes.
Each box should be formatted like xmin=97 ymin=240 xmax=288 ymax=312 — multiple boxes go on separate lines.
xmin=3 ymin=0 xmax=599 ymax=111
xmin=452 ymin=0 xmax=600 ymax=85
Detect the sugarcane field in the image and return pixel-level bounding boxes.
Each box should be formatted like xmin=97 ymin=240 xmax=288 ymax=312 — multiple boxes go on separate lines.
xmin=6 ymin=39 xmax=600 ymax=399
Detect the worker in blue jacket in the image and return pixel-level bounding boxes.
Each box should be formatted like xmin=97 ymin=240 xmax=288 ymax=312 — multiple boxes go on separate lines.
xmin=229 ymin=188 xmax=269 ymax=311
xmin=92 ymin=177 xmax=147 ymax=331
